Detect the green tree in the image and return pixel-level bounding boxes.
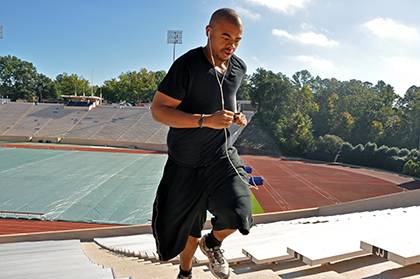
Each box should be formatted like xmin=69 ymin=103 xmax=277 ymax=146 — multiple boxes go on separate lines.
xmin=237 ymin=74 xmax=251 ymax=100
xmin=292 ymin=70 xmax=314 ymax=89
xmin=311 ymin=78 xmax=340 ymax=137
xmin=55 ymin=73 xmax=90 ymax=96
xmin=374 ymin=80 xmax=397 ymax=107
xmin=312 ymin=134 xmax=344 ymax=161
xmin=399 ymin=86 xmax=420 ymax=149
xmin=249 ymin=68 xmax=296 ymax=124
xmin=101 ymin=69 xmax=165 ymax=104
xmin=274 ymin=111 xmax=315 ymax=155
xmin=0 ymin=55 xmax=38 ymax=101
xmin=249 ymin=68 xmax=277 ymax=114
xmin=294 ymin=84 xmax=319 ymax=115
xmin=249 ymin=68 xmax=318 ymax=155
xmin=34 ymin=73 xmax=57 ymax=102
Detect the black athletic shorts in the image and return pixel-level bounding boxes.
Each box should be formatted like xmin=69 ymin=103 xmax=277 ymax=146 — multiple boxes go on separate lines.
xmin=152 ymin=147 xmax=254 ymax=261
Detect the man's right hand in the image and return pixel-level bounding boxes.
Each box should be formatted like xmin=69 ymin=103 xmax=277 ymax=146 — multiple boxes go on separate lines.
xmin=204 ymin=110 xmax=234 ymax=129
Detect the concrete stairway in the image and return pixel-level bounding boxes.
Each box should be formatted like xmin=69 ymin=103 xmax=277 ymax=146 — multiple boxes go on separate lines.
xmin=0 ymin=240 xmax=114 ymax=279
xmin=81 ymin=242 xmax=279 ymax=279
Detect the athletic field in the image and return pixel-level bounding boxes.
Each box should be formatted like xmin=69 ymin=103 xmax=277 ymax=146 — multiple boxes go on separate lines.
xmin=0 ymin=145 xmax=167 ymax=224
xmin=0 ymin=144 xmax=264 ymax=226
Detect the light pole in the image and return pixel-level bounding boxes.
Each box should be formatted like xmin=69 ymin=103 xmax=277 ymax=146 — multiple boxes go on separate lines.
xmin=0 ymin=25 xmax=3 ymax=39
xmin=167 ymin=30 xmax=182 ymax=62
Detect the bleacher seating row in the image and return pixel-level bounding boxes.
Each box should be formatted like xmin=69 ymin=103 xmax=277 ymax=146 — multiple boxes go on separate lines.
xmin=0 ymin=102 xmax=169 ymax=148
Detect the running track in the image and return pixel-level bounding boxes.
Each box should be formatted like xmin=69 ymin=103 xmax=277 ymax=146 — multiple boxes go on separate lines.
xmin=242 ymin=155 xmax=419 ymax=212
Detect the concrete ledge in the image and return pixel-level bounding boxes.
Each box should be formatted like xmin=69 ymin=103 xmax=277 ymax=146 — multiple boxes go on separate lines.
xmin=0 ymin=135 xmax=30 ymax=142
xmin=31 ymin=136 xmax=61 ymax=143
xmin=60 ymin=137 xmax=167 ymax=152
xmin=0 ymin=223 xmax=152 ymax=244
xmin=252 ymin=207 xmax=319 ymax=224
xmin=0 ymin=135 xmax=167 ymax=152
xmin=319 ymin=188 xmax=420 ymax=216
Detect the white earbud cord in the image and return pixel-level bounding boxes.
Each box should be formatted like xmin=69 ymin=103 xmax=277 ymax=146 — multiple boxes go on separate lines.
xmin=208 ymin=43 xmax=254 ymax=188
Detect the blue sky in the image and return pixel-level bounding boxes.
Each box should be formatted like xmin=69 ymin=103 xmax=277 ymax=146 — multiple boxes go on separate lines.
xmin=1 ymin=0 xmax=420 ymax=95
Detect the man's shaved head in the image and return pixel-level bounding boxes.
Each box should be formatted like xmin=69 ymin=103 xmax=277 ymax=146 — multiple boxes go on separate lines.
xmin=205 ymin=8 xmax=243 ymax=64
xmin=209 ymin=8 xmax=242 ymax=28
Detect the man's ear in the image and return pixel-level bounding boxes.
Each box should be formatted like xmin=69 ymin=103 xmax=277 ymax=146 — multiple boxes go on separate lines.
xmin=206 ymin=26 xmax=212 ymax=37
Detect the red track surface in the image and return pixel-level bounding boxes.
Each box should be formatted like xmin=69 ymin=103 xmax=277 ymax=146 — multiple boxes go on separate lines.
xmin=243 ymin=155 xmax=411 ymax=212
xmin=0 ymin=219 xmax=119 ymax=235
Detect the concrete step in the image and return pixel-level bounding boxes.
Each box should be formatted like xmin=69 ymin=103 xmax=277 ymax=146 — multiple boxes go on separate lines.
xmin=82 ymin=242 xmax=282 ymax=279
xmin=83 ymin=242 xmax=182 ymax=279
xmin=231 ymin=269 xmax=279 ymax=278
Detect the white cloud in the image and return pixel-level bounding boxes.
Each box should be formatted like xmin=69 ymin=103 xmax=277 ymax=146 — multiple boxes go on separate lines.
xmin=293 ymin=55 xmax=336 ymax=72
xmin=272 ymin=29 xmax=339 ymax=47
xmin=236 ymin=7 xmax=261 ymax=21
xmin=245 ymin=0 xmax=311 ymax=14
xmin=363 ymin=17 xmax=419 ymax=40
xmin=381 ymin=56 xmax=420 ymax=94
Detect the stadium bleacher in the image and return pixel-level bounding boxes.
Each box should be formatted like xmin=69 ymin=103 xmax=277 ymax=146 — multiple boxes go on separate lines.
xmin=63 ymin=106 xmax=120 ymax=138
xmin=27 ymin=105 xmax=87 ymax=138
xmin=91 ymin=108 xmax=149 ymax=140
xmin=0 ymin=102 xmax=33 ymax=135
xmin=5 ymin=104 xmax=60 ymax=136
xmin=0 ymin=103 xmax=169 ymax=147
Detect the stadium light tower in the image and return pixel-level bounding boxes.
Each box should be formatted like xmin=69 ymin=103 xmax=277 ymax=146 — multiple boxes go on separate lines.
xmin=0 ymin=25 xmax=3 ymax=40
xmin=167 ymin=30 xmax=182 ymax=62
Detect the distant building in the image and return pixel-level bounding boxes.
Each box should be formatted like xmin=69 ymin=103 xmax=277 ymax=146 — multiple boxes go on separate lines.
xmin=0 ymin=97 xmax=10 ymax=104
xmin=61 ymin=95 xmax=103 ymax=110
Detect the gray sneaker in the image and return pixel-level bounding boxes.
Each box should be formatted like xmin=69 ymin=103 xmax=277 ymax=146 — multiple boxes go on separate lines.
xmin=176 ymin=273 xmax=192 ymax=279
xmin=199 ymin=235 xmax=230 ymax=279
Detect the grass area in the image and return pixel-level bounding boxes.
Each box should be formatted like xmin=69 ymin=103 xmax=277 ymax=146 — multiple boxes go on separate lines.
xmin=250 ymin=192 xmax=264 ymax=214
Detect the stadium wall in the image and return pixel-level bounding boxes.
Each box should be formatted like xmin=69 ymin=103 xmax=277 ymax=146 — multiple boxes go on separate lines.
xmin=60 ymin=137 xmax=167 ymax=152
xmin=0 ymin=135 xmax=167 ymax=152
xmin=0 ymin=135 xmax=30 ymax=142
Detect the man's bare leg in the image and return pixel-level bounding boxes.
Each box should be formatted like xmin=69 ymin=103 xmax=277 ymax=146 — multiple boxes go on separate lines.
xmin=212 ymin=229 xmax=236 ymax=242
xmin=180 ymin=236 xmax=200 ymax=271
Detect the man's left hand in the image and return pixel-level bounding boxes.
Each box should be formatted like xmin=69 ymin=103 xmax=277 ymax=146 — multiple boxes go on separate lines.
xmin=233 ymin=112 xmax=247 ymax=126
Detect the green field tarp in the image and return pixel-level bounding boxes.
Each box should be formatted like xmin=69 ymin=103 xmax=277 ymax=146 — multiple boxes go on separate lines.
xmin=0 ymin=147 xmax=167 ymax=225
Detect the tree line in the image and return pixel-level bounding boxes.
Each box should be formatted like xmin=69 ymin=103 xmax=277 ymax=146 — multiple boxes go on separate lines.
xmin=0 ymin=55 xmax=165 ymax=104
xmin=242 ymin=68 xmax=420 ymax=151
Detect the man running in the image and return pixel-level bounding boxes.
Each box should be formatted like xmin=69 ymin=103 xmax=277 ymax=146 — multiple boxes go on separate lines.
xmin=151 ymin=8 xmax=253 ymax=279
